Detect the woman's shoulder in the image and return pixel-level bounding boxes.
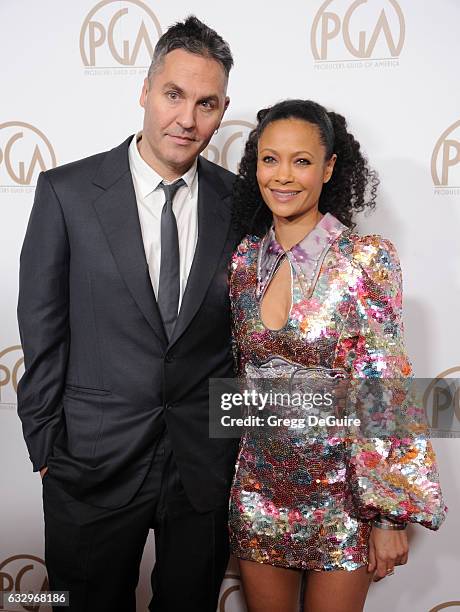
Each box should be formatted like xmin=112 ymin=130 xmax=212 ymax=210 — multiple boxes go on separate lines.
xmin=232 ymin=234 xmax=262 ymax=263
xmin=338 ymin=232 xmax=401 ymax=271
xmin=336 ymin=231 xmax=402 ymax=295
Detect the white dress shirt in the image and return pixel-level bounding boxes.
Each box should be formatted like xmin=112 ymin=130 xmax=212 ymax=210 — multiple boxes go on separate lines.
xmin=128 ymin=132 xmax=199 ymax=310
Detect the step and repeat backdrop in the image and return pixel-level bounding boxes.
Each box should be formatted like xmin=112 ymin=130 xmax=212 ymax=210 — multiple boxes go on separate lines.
xmin=1 ymin=1 xmax=459 ymax=610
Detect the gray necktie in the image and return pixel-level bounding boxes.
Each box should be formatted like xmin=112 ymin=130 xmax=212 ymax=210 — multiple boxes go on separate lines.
xmin=158 ymin=178 xmax=185 ymax=340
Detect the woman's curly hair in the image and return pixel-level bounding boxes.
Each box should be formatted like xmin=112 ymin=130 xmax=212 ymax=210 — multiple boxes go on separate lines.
xmin=232 ymin=99 xmax=379 ymax=237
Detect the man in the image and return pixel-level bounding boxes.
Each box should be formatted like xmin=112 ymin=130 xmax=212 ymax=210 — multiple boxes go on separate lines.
xmin=17 ymin=16 xmax=239 ymax=612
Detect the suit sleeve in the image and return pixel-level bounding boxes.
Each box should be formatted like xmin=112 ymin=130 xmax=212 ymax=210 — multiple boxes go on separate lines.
xmin=17 ymin=171 xmax=70 ymax=471
xmin=343 ymin=236 xmax=447 ymax=530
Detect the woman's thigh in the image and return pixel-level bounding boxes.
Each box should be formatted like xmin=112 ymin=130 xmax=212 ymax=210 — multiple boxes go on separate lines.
xmin=238 ymin=559 xmax=302 ymax=612
xmin=304 ymin=565 xmax=373 ymax=612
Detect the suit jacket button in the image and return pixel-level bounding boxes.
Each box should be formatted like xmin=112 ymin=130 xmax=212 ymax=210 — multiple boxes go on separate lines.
xmin=165 ymin=354 xmax=173 ymax=363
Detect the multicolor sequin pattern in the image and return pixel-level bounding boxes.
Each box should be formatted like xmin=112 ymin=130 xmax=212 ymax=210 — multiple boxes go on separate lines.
xmin=228 ymin=213 xmax=447 ymax=571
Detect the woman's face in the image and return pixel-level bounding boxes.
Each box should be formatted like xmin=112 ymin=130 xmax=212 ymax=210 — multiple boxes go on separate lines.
xmin=256 ymin=118 xmax=336 ymax=221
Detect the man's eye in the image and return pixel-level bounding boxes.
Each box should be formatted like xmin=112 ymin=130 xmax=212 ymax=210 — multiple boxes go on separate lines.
xmin=201 ymin=100 xmax=214 ymax=109
xmin=167 ymin=91 xmax=179 ymax=100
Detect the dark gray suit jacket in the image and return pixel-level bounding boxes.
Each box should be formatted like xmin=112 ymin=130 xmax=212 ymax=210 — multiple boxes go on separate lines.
xmin=17 ymin=136 xmax=239 ymax=511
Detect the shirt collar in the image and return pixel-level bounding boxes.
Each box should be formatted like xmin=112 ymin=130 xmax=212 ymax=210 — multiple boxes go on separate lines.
xmin=128 ymin=131 xmax=198 ymax=199
xmin=256 ymin=213 xmax=349 ymax=300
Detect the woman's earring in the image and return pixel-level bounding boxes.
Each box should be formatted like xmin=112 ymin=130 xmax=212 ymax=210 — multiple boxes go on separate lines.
xmin=214 ymin=129 xmax=219 ymax=134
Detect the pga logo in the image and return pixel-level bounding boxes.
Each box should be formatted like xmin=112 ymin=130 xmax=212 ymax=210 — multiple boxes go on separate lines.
xmin=423 ymin=367 xmax=460 ymax=436
xmin=80 ymin=0 xmax=162 ymax=67
xmin=202 ymin=120 xmax=255 ymax=174
xmin=0 ymin=555 xmax=48 ymax=611
xmin=431 ymin=120 xmax=460 ymax=187
xmin=0 ymin=345 xmax=24 ymax=404
xmin=0 ymin=123 xmax=56 ymax=187
xmin=311 ymin=0 xmax=405 ymax=61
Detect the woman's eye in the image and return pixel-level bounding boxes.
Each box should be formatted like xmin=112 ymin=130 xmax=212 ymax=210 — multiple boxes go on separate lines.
xmin=262 ymin=156 xmax=276 ymax=163
xmin=296 ymin=158 xmax=311 ymax=165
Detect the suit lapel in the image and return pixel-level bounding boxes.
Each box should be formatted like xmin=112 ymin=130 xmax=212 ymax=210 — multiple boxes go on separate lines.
xmin=169 ymin=157 xmax=232 ymax=347
xmin=91 ymin=137 xmax=168 ymax=347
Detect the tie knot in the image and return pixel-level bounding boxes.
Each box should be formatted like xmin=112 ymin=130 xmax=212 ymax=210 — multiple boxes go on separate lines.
xmin=160 ymin=178 xmax=185 ymax=203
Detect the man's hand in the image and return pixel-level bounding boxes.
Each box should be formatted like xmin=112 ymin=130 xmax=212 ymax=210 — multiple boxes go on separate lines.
xmin=367 ymin=526 xmax=408 ymax=581
xmin=40 ymin=466 xmax=48 ymax=480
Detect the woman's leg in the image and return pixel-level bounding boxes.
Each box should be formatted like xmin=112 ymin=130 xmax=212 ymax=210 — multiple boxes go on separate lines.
xmin=303 ymin=565 xmax=373 ymax=612
xmin=238 ymin=559 xmax=302 ymax=612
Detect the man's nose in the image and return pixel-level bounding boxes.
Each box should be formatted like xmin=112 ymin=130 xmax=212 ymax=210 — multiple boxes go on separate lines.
xmin=177 ymin=102 xmax=196 ymax=130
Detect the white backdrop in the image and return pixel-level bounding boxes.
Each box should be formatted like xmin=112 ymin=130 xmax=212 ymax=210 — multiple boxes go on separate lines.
xmin=1 ymin=1 xmax=459 ymax=610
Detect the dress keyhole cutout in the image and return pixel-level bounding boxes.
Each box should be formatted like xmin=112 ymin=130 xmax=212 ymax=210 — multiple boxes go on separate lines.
xmin=259 ymin=257 xmax=293 ymax=331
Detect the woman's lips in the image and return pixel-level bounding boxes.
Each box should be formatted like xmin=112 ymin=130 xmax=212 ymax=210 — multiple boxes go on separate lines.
xmin=269 ymin=189 xmax=301 ymax=203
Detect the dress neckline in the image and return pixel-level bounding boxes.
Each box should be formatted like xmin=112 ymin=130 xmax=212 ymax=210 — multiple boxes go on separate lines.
xmin=256 ymin=213 xmax=348 ymax=301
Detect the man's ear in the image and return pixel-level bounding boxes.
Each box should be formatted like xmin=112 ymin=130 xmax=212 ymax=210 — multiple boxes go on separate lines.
xmin=140 ymin=77 xmax=149 ymax=108
xmin=223 ymin=96 xmax=230 ymax=115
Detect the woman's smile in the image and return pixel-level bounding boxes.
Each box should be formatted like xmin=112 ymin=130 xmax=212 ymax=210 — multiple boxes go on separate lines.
xmin=269 ymin=188 xmax=303 ymax=203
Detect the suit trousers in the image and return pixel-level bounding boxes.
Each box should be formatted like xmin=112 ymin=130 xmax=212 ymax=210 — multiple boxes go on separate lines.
xmin=42 ymin=432 xmax=230 ymax=612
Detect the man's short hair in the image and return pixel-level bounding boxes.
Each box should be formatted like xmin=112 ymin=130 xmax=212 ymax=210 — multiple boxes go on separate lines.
xmin=148 ymin=15 xmax=233 ymax=81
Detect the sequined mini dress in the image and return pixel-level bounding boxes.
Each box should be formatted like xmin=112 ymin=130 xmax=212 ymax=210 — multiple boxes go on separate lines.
xmin=228 ymin=213 xmax=447 ymax=572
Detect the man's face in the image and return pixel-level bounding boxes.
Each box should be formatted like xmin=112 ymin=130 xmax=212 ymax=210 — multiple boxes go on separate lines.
xmin=139 ymin=48 xmax=230 ymax=179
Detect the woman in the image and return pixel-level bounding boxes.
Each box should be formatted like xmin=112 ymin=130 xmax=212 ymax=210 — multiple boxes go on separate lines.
xmin=228 ymin=99 xmax=447 ymax=612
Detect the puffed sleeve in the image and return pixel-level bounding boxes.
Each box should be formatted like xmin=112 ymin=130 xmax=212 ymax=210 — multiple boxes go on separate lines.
xmin=343 ymin=235 xmax=447 ymax=530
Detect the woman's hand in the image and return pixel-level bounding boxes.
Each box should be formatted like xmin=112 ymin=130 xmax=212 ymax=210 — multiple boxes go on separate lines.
xmin=367 ymin=526 xmax=408 ymax=581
